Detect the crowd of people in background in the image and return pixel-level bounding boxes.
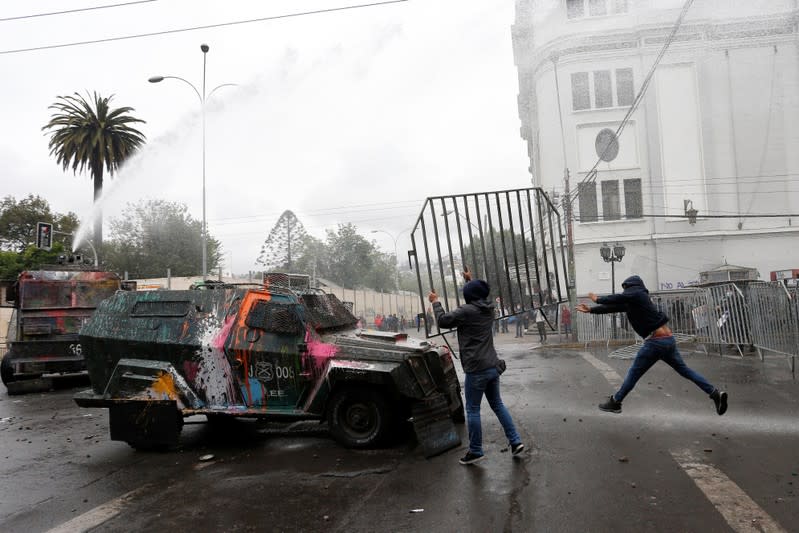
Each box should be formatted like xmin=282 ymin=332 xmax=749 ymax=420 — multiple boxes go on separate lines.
xmin=366 ymin=313 xmax=407 ymax=332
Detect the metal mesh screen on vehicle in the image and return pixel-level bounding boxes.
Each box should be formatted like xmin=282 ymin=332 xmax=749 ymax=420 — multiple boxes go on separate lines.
xmin=245 ymin=301 xmax=305 ymax=335
xmin=300 ymin=292 xmax=358 ymax=332
xmin=410 ymin=188 xmax=570 ymax=337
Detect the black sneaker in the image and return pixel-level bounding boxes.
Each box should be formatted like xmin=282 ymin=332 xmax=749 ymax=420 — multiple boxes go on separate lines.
xmin=598 ymin=395 xmax=622 ymax=414
xmin=459 ymin=452 xmax=485 ymax=465
xmin=511 ymin=443 xmax=525 ymax=457
xmin=710 ymin=389 xmax=728 ymax=416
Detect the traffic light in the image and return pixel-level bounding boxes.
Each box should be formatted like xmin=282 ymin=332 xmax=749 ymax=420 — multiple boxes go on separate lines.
xmin=36 ymin=222 xmax=53 ymax=250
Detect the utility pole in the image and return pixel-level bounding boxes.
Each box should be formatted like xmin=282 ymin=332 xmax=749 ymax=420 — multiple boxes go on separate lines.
xmin=552 ymin=52 xmax=577 ymax=336
xmin=563 ymin=168 xmax=577 ymax=313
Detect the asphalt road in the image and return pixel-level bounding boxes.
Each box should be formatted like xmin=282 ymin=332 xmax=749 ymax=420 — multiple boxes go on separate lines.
xmin=1 ymin=335 xmax=797 ymax=532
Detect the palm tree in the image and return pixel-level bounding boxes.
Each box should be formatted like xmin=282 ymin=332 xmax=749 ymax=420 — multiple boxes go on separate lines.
xmin=42 ymin=92 xmax=146 ymax=250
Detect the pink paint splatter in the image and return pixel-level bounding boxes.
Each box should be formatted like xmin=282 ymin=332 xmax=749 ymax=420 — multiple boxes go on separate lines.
xmin=211 ymin=314 xmax=236 ymax=350
xmin=304 ymin=329 xmax=338 ymax=375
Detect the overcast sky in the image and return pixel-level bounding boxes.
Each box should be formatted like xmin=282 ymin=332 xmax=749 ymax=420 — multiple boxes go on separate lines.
xmin=0 ymin=0 xmax=530 ymax=275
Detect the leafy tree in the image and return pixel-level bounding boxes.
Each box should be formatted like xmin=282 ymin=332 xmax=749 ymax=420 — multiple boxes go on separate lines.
xmin=42 ymin=92 xmax=146 ymax=250
xmin=322 ymin=224 xmax=376 ymax=288
xmin=292 ymin=234 xmax=328 ymax=277
xmin=0 ymin=242 xmax=70 ymax=280
xmin=0 ymin=194 xmax=79 ymax=252
xmin=103 ymin=199 xmax=221 ymax=278
xmin=256 ymin=210 xmax=308 ymax=271
xmin=362 ymin=251 xmax=396 ymax=292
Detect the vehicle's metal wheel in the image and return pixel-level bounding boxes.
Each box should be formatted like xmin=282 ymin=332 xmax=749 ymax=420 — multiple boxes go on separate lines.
xmin=327 ymin=388 xmax=392 ymax=448
xmin=0 ymin=356 xmax=15 ymax=386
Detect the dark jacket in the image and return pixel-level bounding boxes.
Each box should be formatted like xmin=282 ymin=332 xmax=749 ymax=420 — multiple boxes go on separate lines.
xmin=432 ymin=298 xmax=499 ymax=373
xmin=589 ymin=275 xmax=669 ymax=338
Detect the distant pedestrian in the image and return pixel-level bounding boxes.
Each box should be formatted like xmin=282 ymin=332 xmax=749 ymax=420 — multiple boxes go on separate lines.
xmin=429 ymin=268 xmax=524 ymax=465
xmin=534 ymin=307 xmax=547 ymax=343
xmin=425 ymin=308 xmax=434 ymax=335
xmin=576 ymin=275 xmax=728 ymax=415
xmin=561 ymin=305 xmax=572 ymax=335
xmin=514 ymin=305 xmax=524 ymax=338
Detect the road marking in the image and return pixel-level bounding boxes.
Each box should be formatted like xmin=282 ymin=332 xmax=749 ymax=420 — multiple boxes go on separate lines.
xmin=671 ymin=451 xmax=787 ymax=533
xmin=46 ymin=486 xmax=148 ymax=533
xmin=580 ymin=351 xmax=622 ymax=388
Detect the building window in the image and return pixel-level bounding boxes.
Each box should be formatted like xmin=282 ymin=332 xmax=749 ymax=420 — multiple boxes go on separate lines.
xmin=566 ymin=0 xmax=584 ymax=19
xmin=601 ymin=180 xmax=620 ymax=220
xmin=567 ymin=0 xmax=627 ymax=20
xmin=594 ymin=71 xmax=613 ymax=108
xmin=578 ymin=182 xmax=598 ymax=222
xmin=589 ymin=0 xmax=607 ymax=16
xmin=571 ymin=72 xmax=590 ymax=111
xmin=571 ymin=69 xmax=634 ymax=111
xmin=616 ymin=68 xmax=634 ymax=106
xmin=624 ymin=178 xmax=642 ymax=218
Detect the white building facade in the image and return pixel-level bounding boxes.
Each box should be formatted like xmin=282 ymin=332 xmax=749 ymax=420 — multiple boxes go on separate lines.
xmin=513 ymin=0 xmax=799 ymax=294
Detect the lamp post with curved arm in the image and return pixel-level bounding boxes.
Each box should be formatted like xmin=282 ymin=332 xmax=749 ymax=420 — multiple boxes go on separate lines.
xmin=149 ymin=43 xmax=237 ymax=279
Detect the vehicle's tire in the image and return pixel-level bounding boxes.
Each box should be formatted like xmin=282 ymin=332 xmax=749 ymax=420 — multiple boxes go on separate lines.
xmin=327 ymin=388 xmax=393 ymax=448
xmin=0 ymin=355 xmax=15 ymax=386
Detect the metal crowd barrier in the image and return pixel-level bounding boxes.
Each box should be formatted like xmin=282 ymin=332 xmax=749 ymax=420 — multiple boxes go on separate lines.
xmin=574 ymin=282 xmax=797 ymax=375
xmin=746 ymin=283 xmax=798 ymax=376
xmin=574 ymin=312 xmax=638 ymax=347
xmin=409 ymin=188 xmax=570 ymax=339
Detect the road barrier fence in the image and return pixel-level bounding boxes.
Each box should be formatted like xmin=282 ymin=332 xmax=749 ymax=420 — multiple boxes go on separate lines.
xmin=573 ymin=282 xmax=797 ymax=376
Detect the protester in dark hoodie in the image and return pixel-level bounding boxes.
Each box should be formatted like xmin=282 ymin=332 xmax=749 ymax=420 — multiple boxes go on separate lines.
xmin=429 ymin=268 xmax=524 ymax=465
xmin=576 ymin=275 xmax=728 ymax=415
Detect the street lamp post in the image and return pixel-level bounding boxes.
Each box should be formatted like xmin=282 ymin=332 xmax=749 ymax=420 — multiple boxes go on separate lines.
xmin=600 ymin=242 xmax=626 ymax=338
xmin=149 ymin=43 xmax=236 ymax=279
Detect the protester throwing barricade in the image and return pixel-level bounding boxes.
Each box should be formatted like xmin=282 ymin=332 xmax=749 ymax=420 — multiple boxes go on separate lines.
xmin=428 ymin=267 xmax=525 ymax=465
xmin=576 ymin=275 xmax=728 ymax=416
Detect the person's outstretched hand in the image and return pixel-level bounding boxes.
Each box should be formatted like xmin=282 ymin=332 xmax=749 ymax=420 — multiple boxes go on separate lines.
xmin=462 ymin=267 xmax=473 ymax=282
xmin=428 ymin=290 xmax=439 ymax=303
xmin=588 ymin=292 xmax=598 ymax=302
xmin=576 ymin=303 xmax=591 ymax=313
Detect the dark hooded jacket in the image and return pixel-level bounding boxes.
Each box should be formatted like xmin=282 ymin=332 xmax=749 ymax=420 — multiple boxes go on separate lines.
xmin=433 ymin=280 xmax=500 ymax=373
xmin=589 ymin=275 xmax=669 ymax=338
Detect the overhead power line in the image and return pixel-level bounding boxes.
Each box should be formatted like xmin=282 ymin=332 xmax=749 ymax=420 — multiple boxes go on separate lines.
xmin=0 ymin=0 xmax=156 ymax=22
xmin=0 ymin=0 xmax=409 ymax=55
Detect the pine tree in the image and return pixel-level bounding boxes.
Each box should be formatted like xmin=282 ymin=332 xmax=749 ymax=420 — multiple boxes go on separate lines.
xmin=256 ymin=210 xmax=308 ymax=271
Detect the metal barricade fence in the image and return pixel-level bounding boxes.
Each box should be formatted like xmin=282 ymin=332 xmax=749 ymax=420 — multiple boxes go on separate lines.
xmin=574 ymin=312 xmax=638 ymax=347
xmin=690 ymin=283 xmax=752 ymax=355
xmin=745 ymin=283 xmax=798 ymax=376
xmin=574 ymin=282 xmax=796 ymax=375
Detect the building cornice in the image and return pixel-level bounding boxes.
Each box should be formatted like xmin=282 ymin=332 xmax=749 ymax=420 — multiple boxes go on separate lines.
xmin=523 ymin=11 xmax=798 ymax=75
xmin=574 ymin=225 xmax=799 ymax=247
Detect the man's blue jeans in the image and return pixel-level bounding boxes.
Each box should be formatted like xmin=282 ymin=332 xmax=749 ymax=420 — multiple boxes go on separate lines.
xmin=464 ymin=367 xmax=521 ymax=455
xmin=614 ymin=335 xmax=715 ymax=402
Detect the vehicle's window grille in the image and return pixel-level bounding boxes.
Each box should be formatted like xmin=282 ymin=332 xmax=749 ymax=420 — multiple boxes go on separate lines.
xmin=246 ymin=301 xmax=305 ymax=334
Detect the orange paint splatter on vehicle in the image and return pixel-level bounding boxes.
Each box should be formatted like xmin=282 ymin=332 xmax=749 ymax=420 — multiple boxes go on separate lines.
xmin=150 ymin=372 xmax=178 ymax=400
